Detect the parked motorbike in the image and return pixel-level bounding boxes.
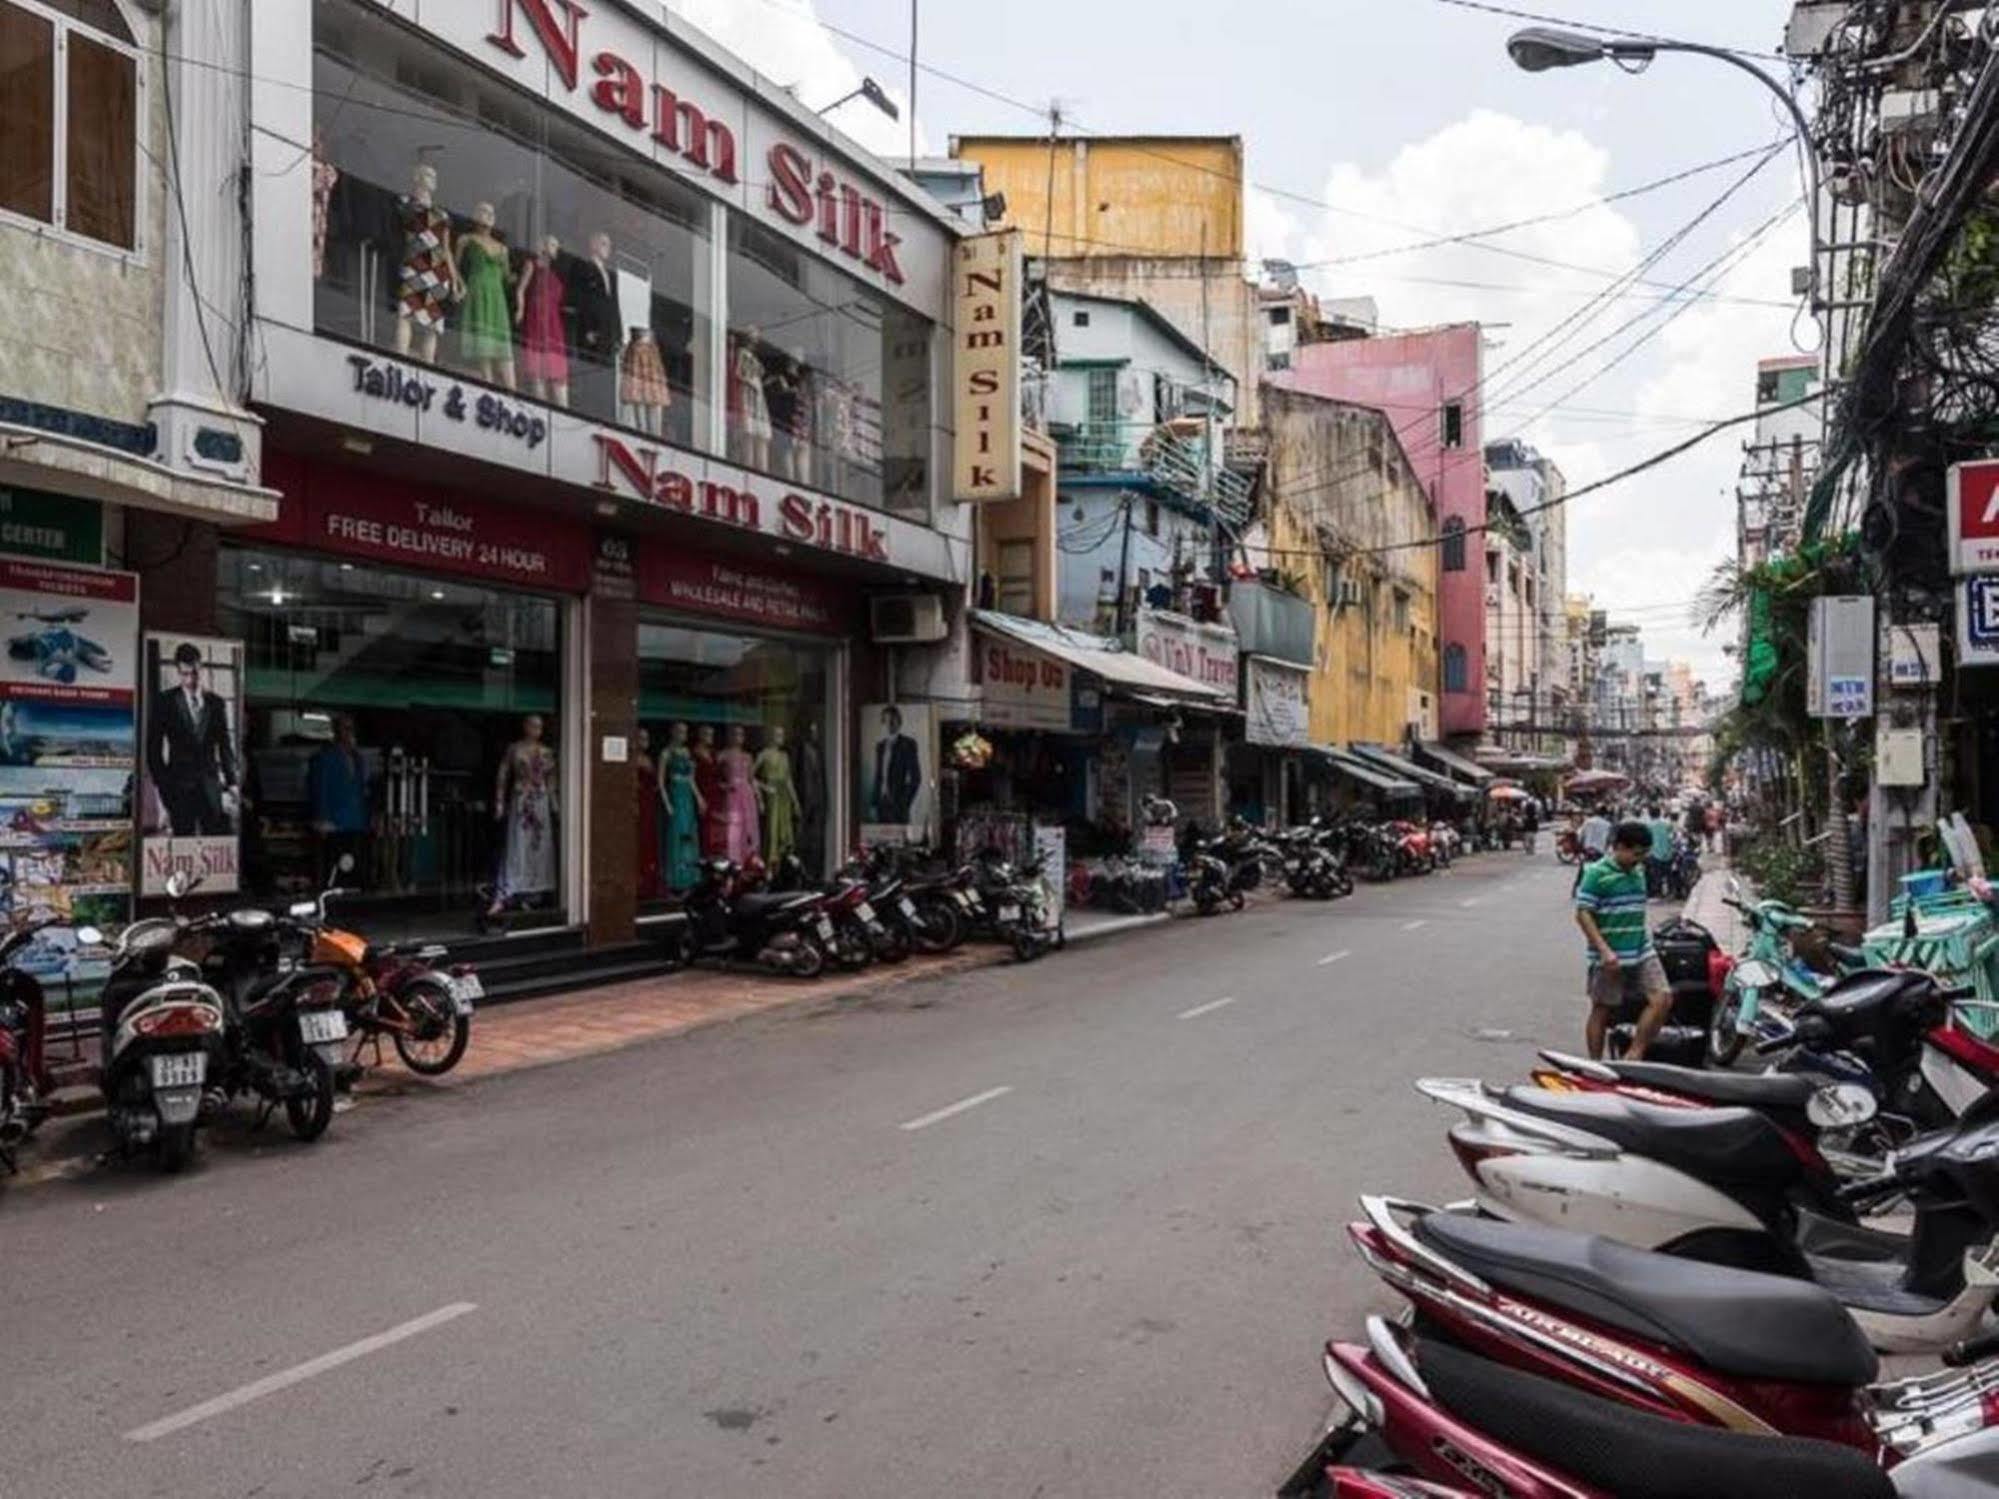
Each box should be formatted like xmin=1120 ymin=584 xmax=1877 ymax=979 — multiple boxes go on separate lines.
xmin=665 ymin=856 xmax=833 ymax=977
xmin=1555 ymin=826 xmax=1586 ymax=866
xmin=1179 ymin=824 xmax=1240 ymax=915
xmin=1708 ymin=879 xmax=1852 ymax=1064
xmin=1418 ymin=1074 xmax=1999 ymax=1352
xmin=93 ymin=891 xmax=227 ymax=1170
xmin=1278 ymin=820 xmax=1353 ymax=901
xmin=970 ymin=847 xmax=1061 ymax=960
xmin=858 ymin=844 xmax=969 ymax=952
xmin=0 ymin=918 xmax=55 ymax=1173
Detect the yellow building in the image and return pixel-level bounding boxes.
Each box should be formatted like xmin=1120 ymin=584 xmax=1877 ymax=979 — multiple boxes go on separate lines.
xmin=1258 ymin=387 xmax=1440 ymax=748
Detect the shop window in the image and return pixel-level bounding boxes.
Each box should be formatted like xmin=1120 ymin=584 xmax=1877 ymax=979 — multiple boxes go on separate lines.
xmin=0 ymin=0 xmax=137 ymax=251
xmin=1144 ymin=499 xmax=1160 ymax=537
xmin=726 ymin=212 xmax=933 ymax=515
xmin=1443 ymin=642 xmax=1467 ymax=693
xmin=1440 ymin=515 xmax=1466 ymax=572
xmin=636 ymin=620 xmax=832 ymax=898
xmin=220 ymin=546 xmax=565 ymax=940
xmin=312 ymin=0 xmax=714 ymax=448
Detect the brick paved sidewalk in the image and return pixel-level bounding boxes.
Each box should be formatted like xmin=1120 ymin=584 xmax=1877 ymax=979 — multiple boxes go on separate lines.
xmin=1681 ymin=858 xmax=1744 ymax=950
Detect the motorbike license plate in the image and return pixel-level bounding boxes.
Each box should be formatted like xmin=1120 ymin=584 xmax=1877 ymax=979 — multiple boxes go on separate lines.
xmin=816 ymin=916 xmax=835 ymax=939
xmin=448 ymin=974 xmax=483 ymax=1014
xmin=856 ymin=901 xmax=877 ymax=922
xmin=149 ymin=1053 xmax=205 ymax=1089
xmin=297 ymin=1009 xmax=348 ymax=1046
xmin=998 ymin=903 xmax=1020 ymax=921
xmin=898 ymin=897 xmax=917 ymax=919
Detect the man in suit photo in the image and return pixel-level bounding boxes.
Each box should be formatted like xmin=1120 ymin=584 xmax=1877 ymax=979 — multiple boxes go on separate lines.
xmin=869 ymin=706 xmax=921 ymax=825
xmin=570 ymin=231 xmax=623 ymax=420
xmin=147 ymin=641 xmax=238 ymax=836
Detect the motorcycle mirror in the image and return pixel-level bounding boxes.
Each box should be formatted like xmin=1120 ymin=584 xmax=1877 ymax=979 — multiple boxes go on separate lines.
xmin=75 ymin=925 xmax=102 ymax=947
xmin=1806 ymin=1082 xmax=1878 ymax=1129
xmin=337 ymin=852 xmax=357 ymax=874
xmin=288 ymin=901 xmax=318 ymax=919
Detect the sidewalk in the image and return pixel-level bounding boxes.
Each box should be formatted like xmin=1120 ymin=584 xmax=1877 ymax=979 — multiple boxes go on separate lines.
xmin=1680 ymin=857 xmax=1743 ymax=949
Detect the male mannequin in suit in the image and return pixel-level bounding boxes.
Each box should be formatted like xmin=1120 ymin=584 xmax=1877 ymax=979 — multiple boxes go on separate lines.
xmin=147 ymin=642 xmax=237 ymax=836
xmin=869 ymin=706 xmax=921 ymax=825
xmin=570 ymin=230 xmax=622 ymax=420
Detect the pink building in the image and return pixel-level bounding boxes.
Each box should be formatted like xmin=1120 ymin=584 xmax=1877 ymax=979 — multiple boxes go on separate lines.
xmin=1273 ymin=324 xmax=1486 ymax=737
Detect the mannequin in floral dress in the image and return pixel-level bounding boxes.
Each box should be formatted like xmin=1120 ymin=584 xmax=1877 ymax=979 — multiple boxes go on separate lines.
xmin=719 ymin=724 xmax=761 ymax=865
xmin=489 ymin=714 xmax=556 ymax=915
xmin=633 ymin=727 xmax=659 ymax=899
xmin=693 ymin=723 xmax=724 ymax=857
xmin=658 ymin=720 xmax=703 ymax=891
xmin=456 ymin=202 xmax=515 ymax=389
xmin=394 ymin=163 xmax=459 ymax=364
xmin=514 ymin=233 xmax=570 ymax=406
xmin=732 ymin=327 xmax=772 ymax=471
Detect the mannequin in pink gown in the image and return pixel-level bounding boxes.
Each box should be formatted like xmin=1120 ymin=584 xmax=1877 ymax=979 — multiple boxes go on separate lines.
xmin=718 ymin=724 xmax=761 ymax=864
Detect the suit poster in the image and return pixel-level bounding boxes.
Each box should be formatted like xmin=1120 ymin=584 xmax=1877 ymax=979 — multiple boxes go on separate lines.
xmin=0 ymin=559 xmax=138 ymax=1005
xmin=858 ymin=701 xmax=934 ymax=846
xmin=139 ymin=634 xmax=245 ymax=896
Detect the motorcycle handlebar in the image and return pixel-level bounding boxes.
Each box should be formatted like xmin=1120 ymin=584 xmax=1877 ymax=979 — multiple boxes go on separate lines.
xmin=1837 ymin=1172 xmax=1905 ymax=1209
xmin=1753 ymin=1033 xmax=1792 ymax=1056
xmin=1942 ymin=983 xmax=1979 ymax=1001
xmin=1943 ymin=1329 xmax=1999 ymax=1368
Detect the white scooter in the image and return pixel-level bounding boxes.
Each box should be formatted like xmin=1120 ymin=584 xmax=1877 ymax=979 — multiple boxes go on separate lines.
xmin=1418 ymin=1075 xmax=1999 ymax=1354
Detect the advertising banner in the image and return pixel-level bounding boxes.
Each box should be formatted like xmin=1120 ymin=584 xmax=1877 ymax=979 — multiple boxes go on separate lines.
xmin=1245 ymin=658 xmax=1310 ymax=748
xmin=858 ymin=701 xmax=935 ymax=846
xmin=1958 ymin=574 xmax=1999 ymax=669
xmin=0 ymin=558 xmax=139 ymax=1004
xmin=139 ymin=634 xmax=246 ymax=896
xmin=1949 ymin=458 xmax=1999 ymax=575
xmin=1136 ymin=608 xmax=1240 ymax=696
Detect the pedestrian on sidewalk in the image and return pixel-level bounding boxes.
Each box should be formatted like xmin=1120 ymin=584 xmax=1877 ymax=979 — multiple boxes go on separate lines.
xmin=1576 ymin=820 xmax=1674 ymax=1061
xmin=1643 ymin=804 xmax=1674 ymax=898
xmin=1704 ymin=801 xmax=1724 ymax=854
xmin=1572 ymin=807 xmax=1611 ymax=893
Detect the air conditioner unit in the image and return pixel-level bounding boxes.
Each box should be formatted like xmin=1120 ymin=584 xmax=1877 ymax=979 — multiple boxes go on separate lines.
xmin=870 ymin=593 xmax=948 ymax=643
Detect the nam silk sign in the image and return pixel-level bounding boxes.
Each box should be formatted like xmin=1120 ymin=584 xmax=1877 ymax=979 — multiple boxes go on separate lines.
xmin=952 ymin=230 xmax=1022 ymax=502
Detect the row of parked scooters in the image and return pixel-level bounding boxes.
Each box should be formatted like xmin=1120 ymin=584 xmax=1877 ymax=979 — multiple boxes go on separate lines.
xmin=1281 ymin=886 xmax=1999 ymax=1494
xmin=1178 ymin=816 xmax=1465 ymax=917
xmin=0 ymin=854 xmax=478 ymax=1176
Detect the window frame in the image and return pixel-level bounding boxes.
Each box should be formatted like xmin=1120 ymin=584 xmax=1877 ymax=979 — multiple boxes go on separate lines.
xmin=0 ymin=0 xmax=145 ymax=262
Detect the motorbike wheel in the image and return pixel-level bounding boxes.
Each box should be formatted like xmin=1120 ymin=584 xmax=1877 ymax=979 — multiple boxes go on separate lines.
xmin=1708 ymin=993 xmax=1747 ymax=1067
xmin=392 ymin=984 xmax=471 ymax=1077
xmin=831 ymin=928 xmax=873 ymax=973
xmin=1009 ymin=928 xmax=1039 ymax=962
xmin=872 ymin=923 xmax=912 ymax=965
xmin=1194 ymin=889 xmax=1219 ymax=916
xmin=1229 ymin=890 xmax=1246 ymax=912
xmin=912 ymin=898 xmax=961 ymax=954
xmin=156 ymin=1121 xmax=197 ymax=1173
xmin=285 ymin=1050 xmax=336 ymax=1143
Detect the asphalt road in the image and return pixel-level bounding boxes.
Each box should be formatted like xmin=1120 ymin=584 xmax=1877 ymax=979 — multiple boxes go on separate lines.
xmin=10 ymin=850 xmax=1594 ymax=1498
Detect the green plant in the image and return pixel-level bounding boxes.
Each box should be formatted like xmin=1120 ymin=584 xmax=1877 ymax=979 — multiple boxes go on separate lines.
xmin=1732 ymin=835 xmax=1826 ymax=909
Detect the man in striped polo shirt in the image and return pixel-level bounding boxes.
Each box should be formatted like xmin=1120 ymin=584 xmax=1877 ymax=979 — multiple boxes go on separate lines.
xmin=1575 ymin=819 xmax=1673 ymax=1060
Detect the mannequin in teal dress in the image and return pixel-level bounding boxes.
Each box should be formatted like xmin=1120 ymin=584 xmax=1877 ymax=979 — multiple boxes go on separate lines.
xmin=657 ymin=720 xmax=704 ymax=891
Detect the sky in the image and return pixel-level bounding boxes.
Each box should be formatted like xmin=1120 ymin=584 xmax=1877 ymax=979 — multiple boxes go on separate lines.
xmin=667 ymin=0 xmax=1812 ymax=689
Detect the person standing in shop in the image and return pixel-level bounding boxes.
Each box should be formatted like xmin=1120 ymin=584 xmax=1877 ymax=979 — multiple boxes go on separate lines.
xmin=308 ymin=713 xmax=371 ymax=886
xmin=147 ymin=642 xmax=238 ymax=836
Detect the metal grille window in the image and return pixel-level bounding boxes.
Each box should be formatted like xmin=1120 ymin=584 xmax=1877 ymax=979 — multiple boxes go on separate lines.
xmin=1440 ymin=516 xmax=1467 ymax=572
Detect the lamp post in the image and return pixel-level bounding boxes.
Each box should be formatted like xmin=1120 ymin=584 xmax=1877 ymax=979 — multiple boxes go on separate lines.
xmin=1506 ymin=26 xmax=1821 ymax=316
xmin=816 ymin=76 xmax=901 ymax=122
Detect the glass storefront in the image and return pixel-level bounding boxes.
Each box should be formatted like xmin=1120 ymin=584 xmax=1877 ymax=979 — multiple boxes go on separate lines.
xmin=635 ymin=619 xmax=832 ymax=903
xmin=219 ymin=546 xmax=564 ymax=939
xmin=307 ymin=0 xmax=932 ymax=513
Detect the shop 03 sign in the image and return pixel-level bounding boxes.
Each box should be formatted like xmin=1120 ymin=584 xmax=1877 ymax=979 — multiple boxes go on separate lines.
xmin=978 ymin=637 xmax=1072 ymax=731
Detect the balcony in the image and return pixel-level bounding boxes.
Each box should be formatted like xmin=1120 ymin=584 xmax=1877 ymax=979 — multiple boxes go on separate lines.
xmin=1052 ymin=416 xmax=1256 ymax=530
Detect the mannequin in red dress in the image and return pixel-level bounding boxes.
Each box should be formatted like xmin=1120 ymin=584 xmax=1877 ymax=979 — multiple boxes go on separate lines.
xmin=693 ymin=723 xmax=725 ymax=858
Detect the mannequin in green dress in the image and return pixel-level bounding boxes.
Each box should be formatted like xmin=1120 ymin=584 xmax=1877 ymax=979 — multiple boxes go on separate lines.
xmin=658 ymin=720 xmax=703 ymax=891
xmin=754 ymin=725 xmax=801 ymax=866
xmin=457 ymin=201 xmax=516 ymax=389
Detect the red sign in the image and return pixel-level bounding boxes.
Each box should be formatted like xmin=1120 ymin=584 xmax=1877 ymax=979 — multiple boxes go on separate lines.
xmin=637 ymin=547 xmax=849 ymax=633
xmin=1950 ymin=459 xmax=1999 ymax=575
xmin=254 ymin=457 xmax=592 ymax=593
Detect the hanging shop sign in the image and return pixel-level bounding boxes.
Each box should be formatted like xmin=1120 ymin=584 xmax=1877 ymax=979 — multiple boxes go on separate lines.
xmin=1136 ymin=608 xmax=1240 ymax=697
xmin=1957 ymin=574 xmax=1999 ymax=669
xmin=593 ymin=532 xmax=636 ymax=601
xmin=0 ymin=487 xmax=103 ymax=565
xmin=0 ymin=559 xmax=138 ymax=994
xmin=138 ymin=634 xmax=246 ymax=897
xmin=637 ymin=547 xmax=848 ymax=633
xmin=1948 ymin=458 xmax=1999 ymax=575
xmin=952 ymin=230 xmax=1023 ymax=503
xmin=976 ymin=633 xmax=1073 ymax=731
xmin=1245 ymin=657 xmax=1310 ymax=748
xmin=1806 ymin=595 xmax=1874 ymax=719
xmin=254 ymin=457 xmax=593 ymax=593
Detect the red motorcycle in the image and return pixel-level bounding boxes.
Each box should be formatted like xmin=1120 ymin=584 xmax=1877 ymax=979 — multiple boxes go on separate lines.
xmin=1388 ymin=821 xmax=1435 ymax=876
xmin=0 ymin=918 xmax=53 ymax=1174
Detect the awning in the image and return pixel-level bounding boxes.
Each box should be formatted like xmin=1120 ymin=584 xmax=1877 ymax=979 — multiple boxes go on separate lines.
xmin=1351 ymin=744 xmax=1474 ymax=800
xmin=1313 ymin=747 xmax=1420 ymax=797
xmin=1416 ymin=741 xmax=1495 ymax=785
xmin=970 ymin=610 xmax=1229 ymax=703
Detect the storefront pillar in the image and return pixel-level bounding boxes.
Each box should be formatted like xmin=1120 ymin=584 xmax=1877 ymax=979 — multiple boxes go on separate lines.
xmin=127 ymin=510 xmax=220 ymax=636
xmin=586 ymin=574 xmax=640 ymax=947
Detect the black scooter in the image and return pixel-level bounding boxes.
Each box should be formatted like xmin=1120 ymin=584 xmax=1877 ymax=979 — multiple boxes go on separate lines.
xmin=665 ymin=857 xmax=834 ymax=978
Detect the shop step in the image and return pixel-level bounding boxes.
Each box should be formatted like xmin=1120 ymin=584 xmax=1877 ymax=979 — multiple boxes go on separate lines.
xmin=470 ymin=938 xmax=679 ymax=1005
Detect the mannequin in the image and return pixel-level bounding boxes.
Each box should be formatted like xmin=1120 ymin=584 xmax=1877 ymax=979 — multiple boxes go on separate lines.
xmin=619 ymin=327 xmax=672 ymax=436
xmin=394 ymin=163 xmax=459 ymax=364
xmin=693 ymin=723 xmax=723 ymax=857
xmin=658 ymin=720 xmax=703 ymax=891
xmin=489 ymin=713 xmax=556 ymax=915
xmin=633 ymin=727 xmax=659 ymax=899
xmin=570 ymin=231 xmax=621 ymax=420
xmin=719 ymin=724 xmax=761 ymax=864
xmin=768 ymin=349 xmax=813 ymax=481
xmin=796 ymin=719 xmax=825 ymax=872
xmin=310 ymin=129 xmax=338 ymax=281
xmin=515 ymin=233 xmax=570 ymax=406
xmin=457 ymin=202 xmax=515 ymax=389
xmin=754 ymin=724 xmax=801 ymax=865
xmin=732 ymin=326 xmax=772 ymax=471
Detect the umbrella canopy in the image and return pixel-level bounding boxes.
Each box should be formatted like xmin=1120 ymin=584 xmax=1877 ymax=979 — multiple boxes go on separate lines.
xmin=1487 ymin=784 xmax=1531 ymax=801
xmin=1566 ymin=769 xmax=1631 ymax=793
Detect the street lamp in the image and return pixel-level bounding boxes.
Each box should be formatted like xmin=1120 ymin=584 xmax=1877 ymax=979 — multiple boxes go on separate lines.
xmin=1506 ymin=26 xmax=1821 ymax=316
xmin=816 ymin=76 xmax=900 ymax=122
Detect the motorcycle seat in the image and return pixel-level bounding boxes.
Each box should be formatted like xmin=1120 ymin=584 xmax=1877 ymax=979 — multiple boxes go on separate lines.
xmin=735 ymin=892 xmax=817 ymax=917
xmin=1410 ymin=1337 xmax=1894 ymax=1499
xmin=1603 ymin=1061 xmax=1819 ymax=1113
xmin=1502 ymin=1087 xmax=1803 ymax=1187
xmin=1827 ymin=941 xmax=1869 ymax=968
xmin=1413 ymin=1211 xmax=1877 ymax=1386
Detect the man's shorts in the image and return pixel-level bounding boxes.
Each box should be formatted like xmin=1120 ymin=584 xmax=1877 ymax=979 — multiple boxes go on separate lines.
xmin=1587 ymin=953 xmax=1670 ymax=1009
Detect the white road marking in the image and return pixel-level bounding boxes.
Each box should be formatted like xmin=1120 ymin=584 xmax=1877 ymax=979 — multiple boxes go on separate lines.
xmin=1402 ymin=919 xmax=1428 ymax=931
xmin=1459 ymin=898 xmax=1482 ymax=908
xmin=899 ymin=1085 xmax=1013 ymax=1132
xmin=124 ymin=1303 xmax=478 ymax=1443
xmin=1178 ymin=995 xmax=1238 ymax=1020
xmin=1316 ymin=950 xmax=1351 ymax=967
